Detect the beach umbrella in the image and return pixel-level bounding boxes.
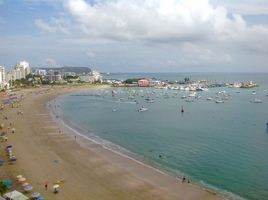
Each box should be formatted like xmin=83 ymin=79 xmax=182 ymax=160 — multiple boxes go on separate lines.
xmin=22 ymin=182 xmax=29 ymax=187
xmin=6 ymin=145 xmax=12 ymax=149
xmin=18 ymin=177 xmax=26 ymax=182
xmin=2 ymin=180 xmax=12 ymax=187
xmin=16 ymin=175 xmax=23 ymax=179
xmin=24 ymin=185 xmax=33 ymax=192
xmin=10 ymin=157 xmax=17 ymax=162
xmin=31 ymin=192 xmax=40 ymax=198
xmin=37 ymin=197 xmax=45 ymax=200
xmin=53 ymin=184 xmax=60 ymax=189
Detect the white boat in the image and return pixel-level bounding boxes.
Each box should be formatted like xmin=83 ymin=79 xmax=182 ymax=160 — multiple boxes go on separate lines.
xmin=251 ymin=99 xmax=262 ymax=103
xmin=181 ymin=95 xmax=187 ymax=99
xmin=112 ymin=108 xmax=117 ymax=112
xmin=215 ymin=100 xmax=224 ymax=103
xmin=207 ymin=97 xmax=213 ymax=101
xmin=188 ymin=92 xmax=196 ymax=97
xmin=138 ymin=107 xmax=148 ymax=112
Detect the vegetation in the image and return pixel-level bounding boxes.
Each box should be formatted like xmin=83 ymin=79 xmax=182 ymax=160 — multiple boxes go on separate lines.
xmin=0 ymin=181 xmax=7 ymax=196
xmin=184 ymin=77 xmax=190 ymax=83
xmin=124 ymin=78 xmax=143 ymax=84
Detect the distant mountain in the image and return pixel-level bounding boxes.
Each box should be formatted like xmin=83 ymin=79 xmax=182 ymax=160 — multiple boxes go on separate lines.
xmin=34 ymin=66 xmax=92 ymax=74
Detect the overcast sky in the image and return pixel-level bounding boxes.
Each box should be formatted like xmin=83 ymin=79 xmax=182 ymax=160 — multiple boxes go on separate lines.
xmin=0 ymin=0 xmax=268 ymax=72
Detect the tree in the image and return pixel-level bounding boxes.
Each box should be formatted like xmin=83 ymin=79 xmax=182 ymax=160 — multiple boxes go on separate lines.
xmin=0 ymin=181 xmax=7 ymax=196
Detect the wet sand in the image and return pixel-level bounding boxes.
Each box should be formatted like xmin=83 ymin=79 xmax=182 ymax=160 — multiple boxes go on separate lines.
xmin=0 ymin=85 xmax=225 ymax=200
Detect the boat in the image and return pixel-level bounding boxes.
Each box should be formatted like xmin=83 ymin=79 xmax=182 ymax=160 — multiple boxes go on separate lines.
xmin=215 ymin=100 xmax=224 ymax=103
xmin=138 ymin=106 xmax=148 ymax=112
xmin=206 ymin=97 xmax=213 ymax=101
xmin=112 ymin=108 xmax=117 ymax=112
xmin=188 ymin=92 xmax=196 ymax=97
xmin=240 ymin=81 xmax=257 ymax=88
xmin=250 ymin=98 xmax=262 ymax=103
xmin=181 ymin=95 xmax=186 ymax=99
xmin=185 ymin=98 xmax=194 ymax=102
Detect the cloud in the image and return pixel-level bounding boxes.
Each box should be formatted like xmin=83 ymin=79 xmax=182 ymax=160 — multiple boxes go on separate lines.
xmin=45 ymin=58 xmax=57 ymax=65
xmin=60 ymin=0 xmax=268 ymax=53
xmin=210 ymin=0 xmax=268 ymax=15
xmin=86 ymin=51 xmax=95 ymax=58
xmin=25 ymin=0 xmax=268 ymax=71
xmin=35 ymin=18 xmax=70 ymax=34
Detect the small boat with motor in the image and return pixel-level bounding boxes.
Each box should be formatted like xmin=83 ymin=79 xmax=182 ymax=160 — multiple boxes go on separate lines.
xmin=138 ymin=106 xmax=148 ymax=112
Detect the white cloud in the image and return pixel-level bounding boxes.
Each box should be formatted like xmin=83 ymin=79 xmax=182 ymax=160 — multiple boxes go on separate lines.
xmin=30 ymin=0 xmax=268 ymax=71
xmin=45 ymin=58 xmax=57 ymax=65
xmin=60 ymin=0 xmax=268 ymax=53
xmin=35 ymin=18 xmax=70 ymax=34
xmin=210 ymin=0 xmax=268 ymax=15
xmin=86 ymin=51 xmax=95 ymax=58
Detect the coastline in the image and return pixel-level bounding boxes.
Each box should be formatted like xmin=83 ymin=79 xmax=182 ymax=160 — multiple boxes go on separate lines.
xmin=1 ymin=85 xmax=225 ymax=200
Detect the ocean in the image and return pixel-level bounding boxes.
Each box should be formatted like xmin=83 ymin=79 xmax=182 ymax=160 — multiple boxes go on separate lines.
xmin=53 ymin=73 xmax=268 ymax=200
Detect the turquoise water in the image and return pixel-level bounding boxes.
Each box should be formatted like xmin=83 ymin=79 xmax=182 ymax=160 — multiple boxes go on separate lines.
xmin=56 ymin=73 xmax=268 ymax=200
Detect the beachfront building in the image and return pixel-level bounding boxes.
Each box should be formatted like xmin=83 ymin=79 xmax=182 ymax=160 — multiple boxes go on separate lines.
xmin=34 ymin=69 xmax=47 ymax=76
xmin=45 ymin=70 xmax=63 ymax=83
xmin=6 ymin=61 xmax=31 ymax=82
xmin=14 ymin=61 xmax=31 ymax=79
xmin=0 ymin=65 xmax=6 ymax=88
xmin=79 ymin=70 xmax=102 ymax=83
xmin=138 ymin=79 xmax=150 ymax=87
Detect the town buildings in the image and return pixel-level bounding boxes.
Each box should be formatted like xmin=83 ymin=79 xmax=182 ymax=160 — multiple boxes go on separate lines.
xmin=6 ymin=61 xmax=31 ymax=82
xmin=0 ymin=65 xmax=6 ymax=89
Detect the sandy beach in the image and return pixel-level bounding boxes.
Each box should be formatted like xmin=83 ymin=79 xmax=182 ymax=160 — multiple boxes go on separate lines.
xmin=0 ymin=85 xmax=225 ymax=200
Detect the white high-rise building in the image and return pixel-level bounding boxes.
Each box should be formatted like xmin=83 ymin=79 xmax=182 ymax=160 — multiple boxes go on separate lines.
xmin=6 ymin=61 xmax=32 ymax=84
xmin=0 ymin=65 xmax=6 ymax=88
xmin=14 ymin=60 xmax=31 ymax=79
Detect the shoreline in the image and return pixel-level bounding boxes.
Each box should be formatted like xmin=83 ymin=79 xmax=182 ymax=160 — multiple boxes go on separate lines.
xmin=1 ymin=85 xmax=226 ymax=200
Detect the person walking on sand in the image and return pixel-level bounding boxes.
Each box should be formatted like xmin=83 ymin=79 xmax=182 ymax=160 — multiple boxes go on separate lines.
xmin=45 ymin=183 xmax=48 ymax=190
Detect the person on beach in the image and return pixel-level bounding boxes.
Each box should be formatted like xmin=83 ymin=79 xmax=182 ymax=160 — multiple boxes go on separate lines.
xmin=45 ymin=183 xmax=48 ymax=190
xmin=182 ymin=176 xmax=186 ymax=183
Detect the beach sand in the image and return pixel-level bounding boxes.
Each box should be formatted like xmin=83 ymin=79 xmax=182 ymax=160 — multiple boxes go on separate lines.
xmin=0 ymin=85 xmax=225 ymax=200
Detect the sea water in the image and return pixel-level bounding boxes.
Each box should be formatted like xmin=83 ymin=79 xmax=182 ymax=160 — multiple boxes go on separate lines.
xmin=55 ymin=73 xmax=268 ymax=200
